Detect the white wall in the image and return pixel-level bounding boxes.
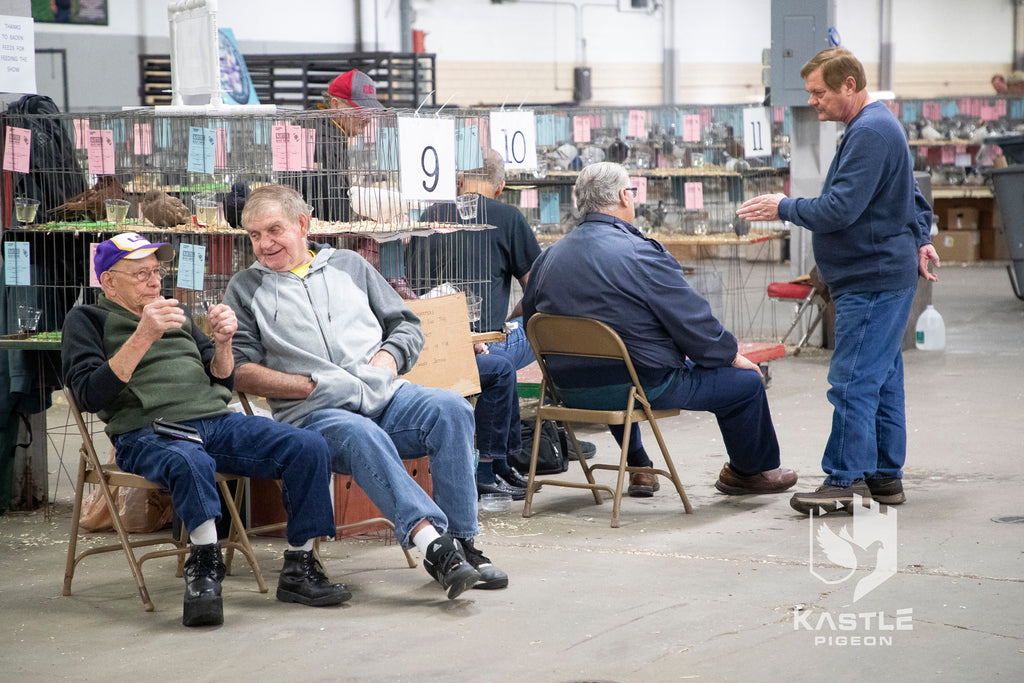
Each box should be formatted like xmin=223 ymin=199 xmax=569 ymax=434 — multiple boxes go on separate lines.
xmin=16 ymin=0 xmax=1018 ymax=109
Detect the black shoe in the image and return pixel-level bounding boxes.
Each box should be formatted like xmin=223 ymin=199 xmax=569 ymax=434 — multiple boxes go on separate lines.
xmin=477 ymin=477 xmax=526 ymax=501
xmin=495 ymin=469 xmax=529 ymax=489
xmin=458 ymin=537 xmax=509 ymax=590
xmin=423 ymin=534 xmax=481 ymax=599
xmin=556 ymin=426 xmax=596 ymax=459
xmin=277 ymin=550 xmax=352 ymax=607
xmin=789 ymin=480 xmax=873 ymax=515
xmin=866 ymin=477 xmax=906 ymax=505
xmin=182 ymin=543 xmax=225 ymax=627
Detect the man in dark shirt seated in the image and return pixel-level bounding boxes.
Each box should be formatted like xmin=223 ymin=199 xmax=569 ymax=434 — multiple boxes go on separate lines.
xmin=522 ymin=162 xmax=798 ymax=498
xmin=62 ymin=232 xmax=347 ymax=627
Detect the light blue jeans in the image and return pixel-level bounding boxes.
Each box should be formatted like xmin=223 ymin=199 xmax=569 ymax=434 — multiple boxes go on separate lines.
xmin=487 ymin=318 xmax=535 ymax=371
xmin=822 ymin=285 xmax=916 ymax=487
xmin=299 ymin=383 xmax=479 ymax=546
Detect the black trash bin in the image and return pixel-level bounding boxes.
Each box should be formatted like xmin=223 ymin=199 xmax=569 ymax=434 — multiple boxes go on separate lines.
xmin=987 ymin=165 xmax=1024 ymax=299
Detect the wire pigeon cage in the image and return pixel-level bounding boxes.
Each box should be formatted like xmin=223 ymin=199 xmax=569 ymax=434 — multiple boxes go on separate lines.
xmin=1 ymin=104 xmax=499 ymax=339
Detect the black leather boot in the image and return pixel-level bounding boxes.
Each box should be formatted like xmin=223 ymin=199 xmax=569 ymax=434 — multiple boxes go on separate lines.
xmin=182 ymin=543 xmax=225 ymax=627
xmin=277 ymin=550 xmax=352 ymax=607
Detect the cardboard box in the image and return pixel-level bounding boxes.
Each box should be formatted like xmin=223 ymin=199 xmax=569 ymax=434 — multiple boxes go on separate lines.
xmin=946 ymin=207 xmax=979 ymax=231
xmin=934 ymin=229 xmax=980 ymax=262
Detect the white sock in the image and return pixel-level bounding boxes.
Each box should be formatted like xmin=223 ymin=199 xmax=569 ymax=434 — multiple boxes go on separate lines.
xmin=411 ymin=525 xmax=442 ymax=555
xmin=287 ymin=539 xmax=315 ymax=553
xmin=189 ymin=518 xmax=218 ymax=546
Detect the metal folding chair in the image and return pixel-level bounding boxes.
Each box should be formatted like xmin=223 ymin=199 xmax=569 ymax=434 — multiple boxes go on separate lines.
xmin=62 ymin=387 xmax=267 ymax=612
xmin=522 ymin=314 xmax=692 ymax=528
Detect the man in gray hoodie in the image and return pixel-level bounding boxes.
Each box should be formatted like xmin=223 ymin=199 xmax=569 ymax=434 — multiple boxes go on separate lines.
xmin=223 ymin=185 xmax=507 ymax=600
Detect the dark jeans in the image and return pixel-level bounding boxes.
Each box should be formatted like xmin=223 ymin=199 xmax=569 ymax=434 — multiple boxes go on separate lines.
xmin=114 ymin=412 xmax=336 ymax=547
xmin=603 ymin=361 xmax=781 ymax=474
xmin=474 ymin=352 xmax=522 ymax=459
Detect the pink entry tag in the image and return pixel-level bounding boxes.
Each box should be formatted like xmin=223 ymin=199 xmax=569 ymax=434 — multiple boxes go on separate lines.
xmin=88 ymin=129 xmax=115 ymax=175
xmin=2 ymin=126 xmax=31 ymax=173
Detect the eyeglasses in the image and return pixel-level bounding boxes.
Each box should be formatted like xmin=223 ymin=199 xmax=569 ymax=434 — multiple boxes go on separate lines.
xmin=624 ymin=187 xmax=638 ymax=197
xmin=108 ymin=266 xmax=168 ymax=282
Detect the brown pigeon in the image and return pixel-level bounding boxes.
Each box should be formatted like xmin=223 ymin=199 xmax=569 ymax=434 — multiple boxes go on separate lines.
xmin=141 ymin=190 xmax=192 ymax=228
xmin=49 ymin=176 xmax=126 ymax=222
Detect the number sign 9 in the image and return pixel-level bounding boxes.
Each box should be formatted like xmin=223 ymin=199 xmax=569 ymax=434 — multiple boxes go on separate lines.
xmin=398 ymin=116 xmax=456 ymax=201
xmin=488 ymin=111 xmax=538 ymax=171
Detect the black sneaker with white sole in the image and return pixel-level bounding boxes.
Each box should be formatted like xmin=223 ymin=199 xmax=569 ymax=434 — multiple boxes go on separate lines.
xmin=423 ymin=534 xmax=481 ymax=599
xmin=458 ymin=537 xmax=509 ymax=590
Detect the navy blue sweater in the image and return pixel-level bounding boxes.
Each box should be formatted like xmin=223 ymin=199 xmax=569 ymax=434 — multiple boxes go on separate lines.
xmin=522 ymin=213 xmax=736 ymax=396
xmin=778 ymin=101 xmax=932 ymax=297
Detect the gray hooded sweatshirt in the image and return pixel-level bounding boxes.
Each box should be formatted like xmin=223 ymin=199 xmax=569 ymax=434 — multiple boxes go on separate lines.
xmin=224 ymin=244 xmax=424 ymax=425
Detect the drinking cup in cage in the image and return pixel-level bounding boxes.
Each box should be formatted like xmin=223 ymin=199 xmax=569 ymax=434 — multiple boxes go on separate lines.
xmin=14 ymin=197 xmax=40 ymax=224
xmin=17 ymin=305 xmax=42 ymax=334
xmin=456 ymin=194 xmax=478 ymax=221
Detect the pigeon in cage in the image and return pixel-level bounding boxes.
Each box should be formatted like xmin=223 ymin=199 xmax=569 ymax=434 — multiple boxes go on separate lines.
xmin=219 ymin=181 xmax=249 ymax=229
xmin=49 ymin=176 xmax=126 ymax=222
xmin=141 ymin=189 xmax=192 ymax=228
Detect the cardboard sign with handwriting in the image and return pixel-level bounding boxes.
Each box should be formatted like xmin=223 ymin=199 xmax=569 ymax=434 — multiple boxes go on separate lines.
xmin=402 ymin=293 xmax=480 ymax=396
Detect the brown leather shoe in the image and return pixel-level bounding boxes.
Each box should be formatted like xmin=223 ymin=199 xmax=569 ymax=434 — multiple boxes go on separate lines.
xmin=628 ymin=471 xmax=660 ymax=498
xmin=714 ymin=463 xmax=798 ymax=495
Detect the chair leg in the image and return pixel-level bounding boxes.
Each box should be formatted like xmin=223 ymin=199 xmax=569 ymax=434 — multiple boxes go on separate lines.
xmin=646 ymin=411 xmax=692 ymax=514
xmin=778 ymin=290 xmax=817 ymax=345
xmin=63 ymin=455 xmax=88 ymax=598
xmin=217 ymin=479 xmax=267 ymax=594
xmin=522 ymin=413 xmax=545 ymax=519
xmin=609 ymin=419 xmax=634 ymax=529
xmin=563 ymin=424 xmax=602 ymax=504
xmin=100 ymin=475 xmax=156 ymax=612
xmin=793 ymin=298 xmax=827 ymax=357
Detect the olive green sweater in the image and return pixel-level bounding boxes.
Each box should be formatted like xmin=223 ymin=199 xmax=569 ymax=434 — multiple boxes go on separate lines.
xmin=61 ymin=295 xmax=232 ymax=437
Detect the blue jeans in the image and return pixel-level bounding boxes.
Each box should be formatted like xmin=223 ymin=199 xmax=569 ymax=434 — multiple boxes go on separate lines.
xmin=822 ymin=286 xmax=916 ymax=487
xmin=299 ymin=383 xmax=479 ymax=545
xmin=488 ymin=319 xmax=534 ymax=371
xmin=113 ymin=412 xmax=336 ymax=547
xmin=474 ymin=352 xmax=521 ymax=459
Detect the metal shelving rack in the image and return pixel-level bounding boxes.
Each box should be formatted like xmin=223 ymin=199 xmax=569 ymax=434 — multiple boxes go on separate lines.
xmin=139 ymin=52 xmax=436 ymax=110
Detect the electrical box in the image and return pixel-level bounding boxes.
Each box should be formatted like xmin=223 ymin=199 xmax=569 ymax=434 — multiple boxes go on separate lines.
xmin=770 ymin=0 xmax=837 ymax=108
xmin=573 ymin=67 xmax=592 ymax=103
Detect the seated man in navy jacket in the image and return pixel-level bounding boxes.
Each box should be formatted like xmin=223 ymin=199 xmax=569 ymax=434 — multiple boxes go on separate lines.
xmin=522 ymin=162 xmax=798 ymax=498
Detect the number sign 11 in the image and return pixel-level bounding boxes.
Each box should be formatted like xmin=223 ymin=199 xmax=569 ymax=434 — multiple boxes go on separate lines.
xmin=489 ymin=111 xmax=538 ymax=171
xmin=398 ymin=116 xmax=457 ymax=201
xmin=742 ymin=107 xmax=772 ymax=159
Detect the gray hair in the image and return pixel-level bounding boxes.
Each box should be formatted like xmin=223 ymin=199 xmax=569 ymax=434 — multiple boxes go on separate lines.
xmin=463 ymin=148 xmax=505 ymax=190
xmin=574 ymin=162 xmax=630 ymax=216
xmin=241 ymin=184 xmax=310 ymax=228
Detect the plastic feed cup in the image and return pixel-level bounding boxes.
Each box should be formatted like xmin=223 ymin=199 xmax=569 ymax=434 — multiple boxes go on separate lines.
xmin=195 ymin=200 xmax=219 ymax=227
xmin=456 ymin=194 xmax=478 ymax=221
xmin=105 ymin=199 xmax=130 ymax=225
xmin=479 ymin=493 xmax=512 ymax=513
xmin=17 ymin=305 xmax=42 ymax=334
xmin=14 ymin=197 xmax=39 ymax=224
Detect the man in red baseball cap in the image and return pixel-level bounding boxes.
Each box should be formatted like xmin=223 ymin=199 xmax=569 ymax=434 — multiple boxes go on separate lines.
xmin=327 ymin=69 xmax=385 ymax=110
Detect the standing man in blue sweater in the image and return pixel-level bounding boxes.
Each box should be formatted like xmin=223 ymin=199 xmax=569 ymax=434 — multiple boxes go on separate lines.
xmin=738 ymin=48 xmax=939 ymax=514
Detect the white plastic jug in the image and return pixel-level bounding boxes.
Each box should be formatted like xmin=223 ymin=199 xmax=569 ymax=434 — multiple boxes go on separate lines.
xmin=915 ymin=305 xmax=945 ymax=350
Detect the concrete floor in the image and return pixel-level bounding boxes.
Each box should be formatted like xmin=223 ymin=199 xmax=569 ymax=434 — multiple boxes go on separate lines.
xmin=1 ymin=264 xmax=1022 ymax=682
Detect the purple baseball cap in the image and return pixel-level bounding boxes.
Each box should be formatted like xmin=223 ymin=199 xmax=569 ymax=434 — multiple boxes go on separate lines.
xmin=94 ymin=232 xmax=173 ymax=277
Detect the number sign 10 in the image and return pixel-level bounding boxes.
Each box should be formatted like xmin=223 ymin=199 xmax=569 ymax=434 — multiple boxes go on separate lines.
xmin=398 ymin=116 xmax=457 ymax=201
xmin=488 ymin=111 xmax=538 ymax=171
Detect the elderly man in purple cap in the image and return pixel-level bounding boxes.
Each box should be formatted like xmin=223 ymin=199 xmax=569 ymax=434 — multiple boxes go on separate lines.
xmin=61 ymin=232 xmax=346 ymax=627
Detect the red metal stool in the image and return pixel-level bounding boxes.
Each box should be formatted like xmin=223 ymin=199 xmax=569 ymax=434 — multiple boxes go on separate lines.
xmin=767 ymin=278 xmax=828 ymax=355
